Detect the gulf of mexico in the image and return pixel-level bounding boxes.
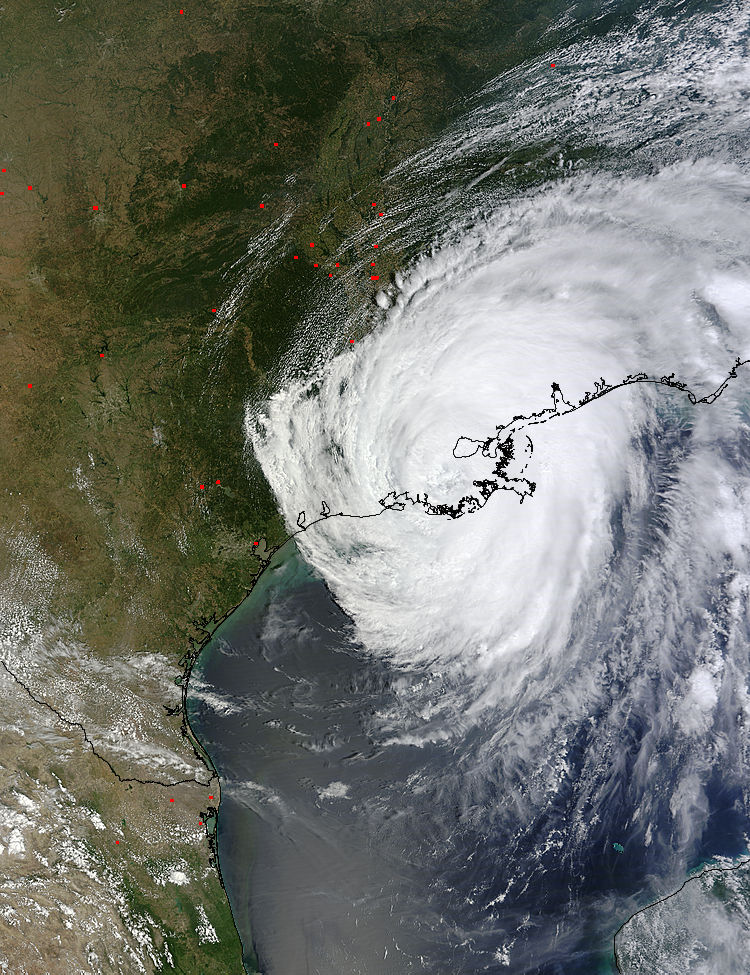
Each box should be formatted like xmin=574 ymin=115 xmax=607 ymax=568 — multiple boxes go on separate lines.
xmin=187 ymin=536 xmax=642 ymax=975
xmin=186 ymin=4 xmax=750 ymax=968
xmin=187 ymin=540 xmax=450 ymax=974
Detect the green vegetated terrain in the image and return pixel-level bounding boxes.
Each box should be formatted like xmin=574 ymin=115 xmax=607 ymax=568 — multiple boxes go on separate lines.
xmin=614 ymin=859 xmax=750 ymax=974
xmin=0 ymin=0 xmax=572 ymax=970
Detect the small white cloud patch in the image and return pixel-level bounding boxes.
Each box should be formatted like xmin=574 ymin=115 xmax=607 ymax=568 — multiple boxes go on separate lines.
xmin=8 ymin=830 xmax=25 ymax=855
xmin=196 ymin=904 xmax=219 ymax=944
xmin=88 ymin=811 xmax=106 ymax=831
xmin=318 ymin=781 xmax=349 ymax=800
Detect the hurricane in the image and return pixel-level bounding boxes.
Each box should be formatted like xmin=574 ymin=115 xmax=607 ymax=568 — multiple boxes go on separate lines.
xmin=226 ymin=2 xmax=750 ymax=971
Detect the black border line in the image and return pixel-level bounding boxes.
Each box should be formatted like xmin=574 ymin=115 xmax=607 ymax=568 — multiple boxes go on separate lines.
xmin=14 ymin=356 xmax=745 ymax=794
xmin=0 ymin=658 xmax=206 ymax=788
xmin=4 ymin=355 xmax=747 ymax=973
xmin=612 ymin=856 xmax=750 ymax=972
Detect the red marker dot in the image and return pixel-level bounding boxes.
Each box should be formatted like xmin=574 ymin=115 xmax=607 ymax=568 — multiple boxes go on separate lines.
xmin=349 ymin=339 xmax=354 ymax=344
xmin=1 ymin=169 xmax=5 ymax=172
xmin=371 ymin=262 xmax=376 ymax=266
xmin=253 ymin=541 xmax=258 ymax=546
xmin=273 ymin=142 xmax=279 ymax=147
xmin=313 ymin=263 xmax=319 ymax=267
xmin=199 ymin=484 xmax=205 ymax=490
xmin=27 ymin=185 xmax=32 ymax=191
xmin=366 ymin=121 xmax=371 ymax=127
xmin=329 ymin=273 xmax=333 ymax=277
xmin=259 ymin=203 xmax=265 ymax=208
xmin=115 ymin=839 xmax=120 ymax=844
xmin=215 ymin=479 xmax=220 ymax=485
xmin=551 ymin=62 xmax=556 ymax=68
xmin=373 ymin=244 xmax=378 ymax=248
xmin=92 ymin=205 xmax=98 ymax=211
xmin=391 ymin=95 xmax=396 ymax=101
xmin=379 ymin=212 xmax=384 ymax=216
xmin=179 ymin=8 xmax=184 ymax=12
xmin=293 ymin=255 xmax=299 ymax=260
xmin=376 ymin=116 xmax=382 ymax=121
xmin=99 ymin=352 xmax=104 ymax=357
xmin=370 ymin=275 xmax=380 ymax=280
xmin=371 ymin=202 xmax=376 ymax=207
xmin=199 ymin=820 xmax=203 ymax=825
xmin=211 ymin=308 xmax=217 ymax=312
xmin=209 ymin=795 xmax=214 ymax=799
xmin=27 ymin=383 xmax=32 ymax=389
xmin=181 ymin=182 xmax=187 ymax=188
xmin=335 ymin=262 xmax=340 ymax=267
xmin=0 ymin=192 xmax=4 ymax=196
xmin=309 ymin=242 xmax=314 ymax=248
xmin=170 ymin=798 xmax=175 ymax=803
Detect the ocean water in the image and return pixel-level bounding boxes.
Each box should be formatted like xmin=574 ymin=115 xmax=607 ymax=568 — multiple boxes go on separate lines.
xmin=190 ymin=542 xmax=456 ymax=973
xmin=190 ymin=539 xmax=640 ymax=973
xmin=191 ymin=0 xmax=750 ymax=971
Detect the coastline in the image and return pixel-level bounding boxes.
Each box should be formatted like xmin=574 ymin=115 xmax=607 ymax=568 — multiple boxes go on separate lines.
xmin=613 ymin=856 xmax=750 ymax=973
xmin=180 ymin=355 xmax=750 ymax=974
xmin=181 ymin=558 xmax=275 ymax=975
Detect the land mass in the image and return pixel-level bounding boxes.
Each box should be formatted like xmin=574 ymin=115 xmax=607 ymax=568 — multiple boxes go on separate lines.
xmin=0 ymin=0 xmax=584 ymax=970
xmin=614 ymin=856 xmax=750 ymax=974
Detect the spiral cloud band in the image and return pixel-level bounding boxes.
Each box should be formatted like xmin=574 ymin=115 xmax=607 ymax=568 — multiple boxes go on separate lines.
xmin=239 ymin=3 xmax=750 ymax=970
xmin=249 ymin=160 xmax=750 ymax=681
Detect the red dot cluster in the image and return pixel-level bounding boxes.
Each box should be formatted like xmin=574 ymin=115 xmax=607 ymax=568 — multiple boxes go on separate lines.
xmin=13 ymin=86 xmax=403 ymax=385
xmin=259 ymin=96 xmax=398 ymax=297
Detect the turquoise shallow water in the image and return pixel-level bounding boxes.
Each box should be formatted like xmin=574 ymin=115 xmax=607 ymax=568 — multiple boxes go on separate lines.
xmin=188 ymin=2 xmax=750 ymax=970
xmin=188 ymin=541 xmax=432 ymax=972
xmin=188 ymin=540 xmax=634 ymax=974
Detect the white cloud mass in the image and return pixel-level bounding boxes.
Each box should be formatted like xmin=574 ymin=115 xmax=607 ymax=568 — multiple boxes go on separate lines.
xmin=240 ymin=3 xmax=750 ymax=970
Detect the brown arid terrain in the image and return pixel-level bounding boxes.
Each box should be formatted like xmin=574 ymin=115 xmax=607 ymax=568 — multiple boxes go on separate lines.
xmin=0 ymin=0 xmax=570 ymax=970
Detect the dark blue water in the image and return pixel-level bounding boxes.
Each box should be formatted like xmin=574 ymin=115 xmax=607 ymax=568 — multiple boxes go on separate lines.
xmin=184 ymin=0 xmax=750 ymax=967
xmin=189 ymin=542 xmax=449 ymax=973
xmin=187 ymin=538 xmax=703 ymax=975
xmin=188 ymin=401 xmax=750 ymax=974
